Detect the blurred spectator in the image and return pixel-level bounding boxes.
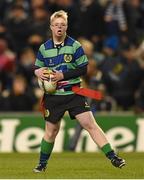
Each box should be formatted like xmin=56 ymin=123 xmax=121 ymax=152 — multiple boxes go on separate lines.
xmin=16 ymin=47 xmax=35 ymax=85
xmin=45 ymin=0 xmax=57 ymax=13
xmin=98 ymin=0 xmax=109 ymax=7
xmin=134 ymin=41 xmax=144 ymax=113
xmin=123 ymin=0 xmax=143 ymax=44
xmin=78 ymin=38 xmax=95 ymax=59
xmin=30 ymin=0 xmax=46 ymax=10
xmin=82 ymin=58 xmax=116 ymax=112
xmin=78 ymin=37 xmax=105 ymax=65
xmin=6 ymin=74 xmax=38 ymax=111
xmin=101 ymin=42 xmax=144 ymax=110
xmin=104 ymin=0 xmax=128 ymax=37
xmin=93 ymin=83 xmax=117 ymax=112
xmin=77 ymin=0 xmax=105 ymax=50
xmin=103 ymin=35 xmax=119 ymax=55
xmin=31 ymin=7 xmax=50 ymax=39
xmin=0 ymin=0 xmax=13 ymax=22
xmin=0 ymin=23 xmax=15 ymax=51
xmin=0 ymin=81 xmax=10 ymax=111
xmin=12 ymin=0 xmax=31 ymax=14
xmin=135 ymin=41 xmax=144 ymax=70
xmin=5 ymin=5 xmax=32 ymax=54
xmin=28 ymin=34 xmax=44 ymax=54
xmin=135 ymin=80 xmax=144 ymax=113
xmin=0 ymin=38 xmax=16 ymax=89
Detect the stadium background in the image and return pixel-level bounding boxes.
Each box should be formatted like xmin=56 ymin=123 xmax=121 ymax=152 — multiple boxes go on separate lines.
xmin=0 ymin=0 xmax=144 ymax=178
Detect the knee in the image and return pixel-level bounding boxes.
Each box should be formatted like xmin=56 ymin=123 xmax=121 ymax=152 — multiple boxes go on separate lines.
xmin=44 ymin=128 xmax=59 ymax=141
xmin=82 ymin=122 xmax=93 ymax=131
xmin=82 ymin=120 xmax=98 ymax=132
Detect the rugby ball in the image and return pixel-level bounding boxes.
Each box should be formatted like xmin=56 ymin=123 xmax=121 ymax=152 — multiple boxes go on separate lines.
xmin=38 ymin=74 xmax=57 ymax=94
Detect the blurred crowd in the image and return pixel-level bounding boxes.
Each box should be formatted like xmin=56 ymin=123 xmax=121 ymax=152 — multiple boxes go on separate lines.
xmin=0 ymin=0 xmax=144 ymax=113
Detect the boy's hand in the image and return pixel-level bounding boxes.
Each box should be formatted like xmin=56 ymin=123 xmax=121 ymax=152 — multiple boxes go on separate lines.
xmin=51 ymin=70 xmax=64 ymax=82
xmin=35 ymin=67 xmax=50 ymax=80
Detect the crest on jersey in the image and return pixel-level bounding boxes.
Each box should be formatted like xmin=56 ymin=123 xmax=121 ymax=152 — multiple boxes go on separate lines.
xmin=64 ymin=54 xmax=73 ymax=62
xmin=44 ymin=109 xmax=50 ymax=117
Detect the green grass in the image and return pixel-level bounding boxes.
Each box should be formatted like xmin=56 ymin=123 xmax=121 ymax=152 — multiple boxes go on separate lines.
xmin=0 ymin=152 xmax=144 ymax=179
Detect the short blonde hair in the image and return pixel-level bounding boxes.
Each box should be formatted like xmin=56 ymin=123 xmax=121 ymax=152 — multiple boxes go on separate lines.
xmin=50 ymin=10 xmax=68 ymax=24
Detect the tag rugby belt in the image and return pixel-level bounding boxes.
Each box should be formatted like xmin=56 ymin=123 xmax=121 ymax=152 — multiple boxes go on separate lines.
xmin=62 ymin=83 xmax=103 ymax=100
xmin=40 ymin=84 xmax=103 ymax=116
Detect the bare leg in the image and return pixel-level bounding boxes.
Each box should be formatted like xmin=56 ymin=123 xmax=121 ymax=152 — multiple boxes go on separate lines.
xmin=76 ymin=111 xmax=108 ymax=148
xmin=44 ymin=121 xmax=61 ymax=142
xmin=75 ymin=111 xmax=126 ymax=168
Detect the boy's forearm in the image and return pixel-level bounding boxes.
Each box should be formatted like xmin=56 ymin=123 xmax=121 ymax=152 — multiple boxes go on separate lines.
xmin=63 ymin=65 xmax=87 ymax=80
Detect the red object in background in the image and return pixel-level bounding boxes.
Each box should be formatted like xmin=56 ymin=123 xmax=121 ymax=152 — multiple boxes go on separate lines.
xmin=0 ymin=54 xmax=15 ymax=71
xmin=72 ymin=86 xmax=103 ymax=100
xmin=0 ymin=38 xmax=16 ymax=71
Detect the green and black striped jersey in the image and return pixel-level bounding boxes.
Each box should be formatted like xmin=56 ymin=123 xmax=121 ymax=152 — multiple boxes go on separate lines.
xmin=35 ymin=36 xmax=88 ymax=95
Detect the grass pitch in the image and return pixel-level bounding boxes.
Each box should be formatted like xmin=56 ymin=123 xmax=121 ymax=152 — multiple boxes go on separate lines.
xmin=0 ymin=152 xmax=144 ymax=179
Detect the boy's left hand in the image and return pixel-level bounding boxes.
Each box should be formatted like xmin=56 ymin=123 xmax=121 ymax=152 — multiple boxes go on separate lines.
xmin=51 ymin=70 xmax=64 ymax=82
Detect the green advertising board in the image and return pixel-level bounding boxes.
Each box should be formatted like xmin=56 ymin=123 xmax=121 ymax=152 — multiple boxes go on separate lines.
xmin=0 ymin=112 xmax=144 ymax=152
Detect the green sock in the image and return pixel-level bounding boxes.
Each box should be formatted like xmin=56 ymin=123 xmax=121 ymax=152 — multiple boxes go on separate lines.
xmin=101 ymin=143 xmax=113 ymax=155
xmin=39 ymin=138 xmax=54 ymax=165
xmin=41 ymin=138 xmax=54 ymax=154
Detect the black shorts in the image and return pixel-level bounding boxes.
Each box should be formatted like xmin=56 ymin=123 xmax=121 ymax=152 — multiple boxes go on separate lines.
xmin=43 ymin=94 xmax=90 ymax=124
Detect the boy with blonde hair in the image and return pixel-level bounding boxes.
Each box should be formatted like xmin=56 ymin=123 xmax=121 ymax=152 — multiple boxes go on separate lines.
xmin=33 ymin=10 xmax=125 ymax=173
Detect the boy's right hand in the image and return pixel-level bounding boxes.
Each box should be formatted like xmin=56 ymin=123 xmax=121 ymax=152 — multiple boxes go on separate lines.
xmin=34 ymin=67 xmax=50 ymax=80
